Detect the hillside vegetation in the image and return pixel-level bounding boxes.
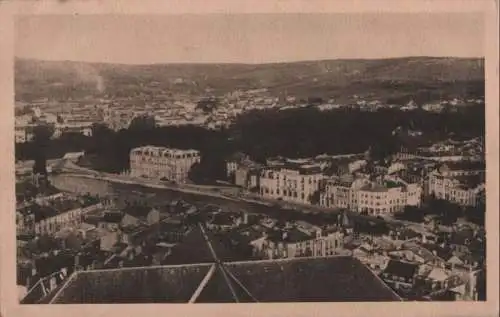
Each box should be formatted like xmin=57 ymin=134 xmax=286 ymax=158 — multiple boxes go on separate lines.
xmin=15 ymin=57 xmax=484 ymax=103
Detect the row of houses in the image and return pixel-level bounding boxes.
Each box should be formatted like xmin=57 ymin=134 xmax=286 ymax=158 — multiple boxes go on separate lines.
xmin=217 ymin=207 xmax=484 ymax=301
xmin=226 ymin=152 xmax=485 ymax=212
xmin=16 ymin=193 xmax=105 ymax=235
xmin=15 ymin=122 xmax=93 ymax=144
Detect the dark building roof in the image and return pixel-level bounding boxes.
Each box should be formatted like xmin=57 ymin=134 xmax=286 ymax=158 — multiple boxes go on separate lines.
xmin=198 ymin=257 xmax=401 ymax=303
xmin=35 ymin=251 xmax=75 ymax=278
xmin=382 ymin=260 xmax=419 ymax=280
xmin=195 ymin=264 xmax=256 ymax=303
xmin=29 ymin=222 xmax=402 ymax=304
xmin=161 ymin=224 xmax=217 ymax=265
xmin=50 ymin=264 xmax=213 ymax=304
xmin=47 ymin=256 xmax=401 ymax=304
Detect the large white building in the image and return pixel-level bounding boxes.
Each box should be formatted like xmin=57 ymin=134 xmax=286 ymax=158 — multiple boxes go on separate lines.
xmin=320 ymin=175 xmax=370 ymax=210
xmin=129 ymin=146 xmax=201 ymax=183
xmin=354 ymin=179 xmax=422 ymax=215
xmin=428 ymin=164 xmax=485 ymax=207
xmin=320 ymin=175 xmax=422 ymax=216
xmin=259 ymin=165 xmax=327 ymax=205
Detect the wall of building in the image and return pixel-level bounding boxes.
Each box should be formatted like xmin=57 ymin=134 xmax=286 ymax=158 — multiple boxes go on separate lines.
xmin=130 ymin=147 xmax=200 ymax=183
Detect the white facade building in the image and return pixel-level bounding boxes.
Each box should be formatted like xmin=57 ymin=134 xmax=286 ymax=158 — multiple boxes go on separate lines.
xmin=355 ymin=180 xmax=422 ymax=215
xmin=428 ymin=172 xmax=485 ymax=207
xmin=259 ymin=166 xmax=327 ymax=205
xmin=320 ymin=175 xmax=422 ymax=215
xmin=129 ymin=146 xmax=201 ymax=183
xmin=320 ymin=176 xmax=370 ymax=209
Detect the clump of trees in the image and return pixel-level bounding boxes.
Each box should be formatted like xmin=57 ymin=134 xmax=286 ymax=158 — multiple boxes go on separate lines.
xmin=15 ymin=106 xmax=485 ymax=183
xmin=394 ymin=197 xmax=485 ymax=227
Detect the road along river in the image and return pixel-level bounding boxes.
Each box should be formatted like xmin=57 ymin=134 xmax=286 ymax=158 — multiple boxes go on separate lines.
xmin=49 ymin=173 xmax=409 ymax=229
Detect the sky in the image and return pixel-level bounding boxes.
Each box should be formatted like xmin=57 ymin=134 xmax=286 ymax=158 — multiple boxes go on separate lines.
xmin=15 ymin=13 xmax=484 ymax=64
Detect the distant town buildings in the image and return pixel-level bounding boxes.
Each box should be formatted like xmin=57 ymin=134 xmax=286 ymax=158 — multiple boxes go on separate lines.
xmin=129 ymin=146 xmax=201 ymax=183
xmin=14 ymin=85 xmax=486 ymax=304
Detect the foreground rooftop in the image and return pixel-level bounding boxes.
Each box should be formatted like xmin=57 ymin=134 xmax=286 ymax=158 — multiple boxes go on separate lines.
xmin=46 ymin=256 xmax=401 ymax=304
xmin=27 ymin=223 xmax=402 ymax=304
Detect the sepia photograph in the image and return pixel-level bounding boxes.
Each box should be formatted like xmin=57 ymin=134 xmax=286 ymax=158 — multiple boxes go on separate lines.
xmin=1 ymin=1 xmax=498 ymax=316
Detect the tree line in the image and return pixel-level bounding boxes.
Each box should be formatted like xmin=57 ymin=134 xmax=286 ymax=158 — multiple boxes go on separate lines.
xmin=16 ymin=106 xmax=485 ymax=179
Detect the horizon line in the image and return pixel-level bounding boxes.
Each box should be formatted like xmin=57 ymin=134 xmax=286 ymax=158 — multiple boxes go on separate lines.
xmin=15 ymin=55 xmax=485 ymax=67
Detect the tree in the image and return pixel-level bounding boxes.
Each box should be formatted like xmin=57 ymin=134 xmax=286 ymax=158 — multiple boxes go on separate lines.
xmin=354 ymin=221 xmax=389 ymax=236
xmin=15 ymin=106 xmax=485 ymax=178
xmin=187 ymin=162 xmax=204 ymax=183
xmin=37 ymin=235 xmax=58 ymax=253
xmin=65 ymin=232 xmax=83 ymax=250
xmin=465 ymin=203 xmax=485 ymax=227
xmin=308 ymin=189 xmax=321 ymax=205
xmin=394 ymin=206 xmax=425 ymax=223
xmin=32 ymin=124 xmax=55 ymax=176
xmin=129 ymin=115 xmax=156 ymax=131
xmin=439 ymin=203 xmax=463 ymax=226
xmin=91 ymin=122 xmax=112 ymax=137
xmin=32 ymin=124 xmax=55 ymax=144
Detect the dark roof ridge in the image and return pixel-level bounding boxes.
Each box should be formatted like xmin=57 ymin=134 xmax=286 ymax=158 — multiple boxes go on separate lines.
xmin=221 ymin=263 xmax=259 ymax=303
xmin=224 ymin=254 xmax=352 ymax=266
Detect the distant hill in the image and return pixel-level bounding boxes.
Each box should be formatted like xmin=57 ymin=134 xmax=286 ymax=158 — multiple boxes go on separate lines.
xmin=15 ymin=57 xmax=484 ymax=103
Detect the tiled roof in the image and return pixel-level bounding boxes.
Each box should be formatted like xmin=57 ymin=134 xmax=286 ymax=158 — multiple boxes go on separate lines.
xmin=50 ymin=264 xmax=213 ymax=304
xmin=48 ymin=256 xmax=401 ymax=304
xmin=161 ymin=225 xmax=218 ymax=265
xmin=36 ymin=223 xmax=402 ymax=304
xmin=209 ymin=257 xmax=401 ymax=302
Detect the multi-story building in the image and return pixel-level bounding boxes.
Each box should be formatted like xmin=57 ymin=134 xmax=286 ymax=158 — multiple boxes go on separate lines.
xmin=355 ymin=179 xmax=422 ymax=215
xmin=428 ymin=172 xmax=485 ymax=207
xmin=129 ymin=146 xmax=201 ymax=183
xmin=234 ymin=166 xmax=261 ymax=190
xmin=320 ymin=176 xmax=370 ymax=209
xmin=259 ymin=165 xmax=327 ymax=205
xmin=427 ymin=162 xmax=486 ymax=207
xmin=34 ymin=203 xmax=103 ymax=236
xmin=258 ymin=228 xmax=346 ymax=259
xmin=225 ymin=152 xmax=251 ymax=178
xmin=320 ymin=175 xmax=422 ymax=215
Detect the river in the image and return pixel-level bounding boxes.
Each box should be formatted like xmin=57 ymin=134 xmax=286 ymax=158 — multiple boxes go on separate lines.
xmin=49 ymin=174 xmax=347 ymax=226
